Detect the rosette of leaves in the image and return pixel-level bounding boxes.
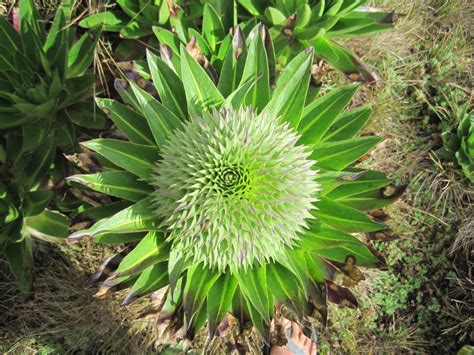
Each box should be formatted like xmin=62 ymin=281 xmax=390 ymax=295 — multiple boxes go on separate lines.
xmin=0 ymin=182 xmax=69 ymax=295
xmin=441 ymin=112 xmax=473 ymax=183
xmin=0 ymin=0 xmax=105 ymax=162
xmin=68 ymin=25 xmax=402 ymax=342
xmin=0 ymin=0 xmax=104 ymax=293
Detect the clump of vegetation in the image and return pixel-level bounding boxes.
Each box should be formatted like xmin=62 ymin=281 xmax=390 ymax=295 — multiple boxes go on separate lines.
xmin=440 ymin=112 xmax=473 ymax=183
xmin=0 ymin=0 xmax=103 ymax=294
xmin=79 ymin=0 xmax=396 ymax=80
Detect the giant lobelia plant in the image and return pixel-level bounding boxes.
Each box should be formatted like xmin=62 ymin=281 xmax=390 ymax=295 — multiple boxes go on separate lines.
xmin=68 ymin=24 xmax=403 ymax=342
xmin=0 ymin=0 xmax=103 ymax=294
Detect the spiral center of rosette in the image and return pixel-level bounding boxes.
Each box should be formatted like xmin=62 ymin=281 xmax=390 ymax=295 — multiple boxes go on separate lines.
xmin=152 ymin=108 xmax=320 ymax=270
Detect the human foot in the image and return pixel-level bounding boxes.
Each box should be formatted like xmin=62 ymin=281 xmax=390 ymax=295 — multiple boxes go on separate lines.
xmin=270 ymin=318 xmax=317 ymax=355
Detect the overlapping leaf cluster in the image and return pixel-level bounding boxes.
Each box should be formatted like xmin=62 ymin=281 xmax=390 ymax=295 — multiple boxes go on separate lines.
xmin=79 ymin=0 xmax=396 ymax=80
xmin=80 ymin=0 xmax=173 ymax=39
xmin=441 ymin=112 xmax=473 ymax=183
xmin=68 ymin=24 xmax=403 ymax=341
xmin=0 ymin=0 xmax=102 ymax=294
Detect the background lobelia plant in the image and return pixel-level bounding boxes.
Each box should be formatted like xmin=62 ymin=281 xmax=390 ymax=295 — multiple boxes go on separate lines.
xmin=0 ymin=0 xmax=103 ymax=294
xmin=79 ymin=1 xmax=396 ymax=82
xmin=68 ymin=24 xmax=404 ymax=343
xmin=231 ymin=0 xmax=397 ymax=80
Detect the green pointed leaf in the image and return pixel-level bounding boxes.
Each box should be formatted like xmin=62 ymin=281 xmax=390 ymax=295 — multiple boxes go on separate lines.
xmin=26 ymin=210 xmax=69 ymax=238
xmin=130 ymin=82 xmax=182 ymax=147
xmin=19 ymin=0 xmax=46 ymax=56
xmin=311 ymin=37 xmax=379 ymax=82
xmin=4 ymin=238 xmax=33 ymax=294
xmin=222 ymin=77 xmax=258 ymax=110
xmin=0 ymin=17 xmax=21 ymax=56
xmin=114 ymin=231 xmax=169 ymax=278
xmin=68 ymin=197 xmax=160 ymax=241
xmin=313 ymin=197 xmax=385 ymax=233
xmin=179 ymin=45 xmax=224 ymax=114
xmin=317 ymin=170 xmax=367 ymax=197
xmin=94 ymin=232 xmax=145 ymax=245
xmin=328 ymin=11 xmax=393 ymax=37
xmin=120 ymin=20 xmax=153 ymax=39
xmin=207 ymin=272 xmax=238 ymax=336
xmin=311 ymin=136 xmax=382 ymax=171
xmin=115 ymin=78 xmax=141 ymax=111
xmin=146 ymin=50 xmax=187 ymax=120
xmin=298 ymin=84 xmax=358 ymax=144
xmin=79 ymin=11 xmax=128 ymax=32
xmin=183 ymin=264 xmax=220 ymax=337
xmin=96 ymin=98 xmax=155 ymax=145
xmin=77 ymin=200 xmax=132 ymax=221
xmin=338 ymin=185 xmax=406 ymax=211
xmin=82 ymin=139 xmax=159 ymax=179
xmin=238 ymin=0 xmax=265 ymax=16
xmin=234 ymin=265 xmax=270 ymax=323
xmin=123 ymin=261 xmax=168 ymax=305
xmin=43 ymin=7 xmax=68 ymax=78
xmin=305 ymin=251 xmax=324 ymax=284
xmin=301 ymin=223 xmax=381 ymax=267
xmin=21 ymin=119 xmax=50 ymax=152
xmin=188 ymin=28 xmax=212 ymax=57
xmin=278 ymin=249 xmax=309 ymax=293
xmin=218 ymin=26 xmax=247 ymax=97
xmin=68 ymin=171 xmax=153 ymax=202
xmin=23 ymin=190 xmax=53 ymax=217
xmin=326 ymin=169 xmax=390 ymax=200
xmin=67 ymin=28 xmax=102 ymax=78
xmin=264 ymin=7 xmax=286 ymax=25
xmin=202 ymin=3 xmax=226 ymax=52
xmin=264 ymin=48 xmax=313 ymax=128
xmin=243 ymin=295 xmax=271 ymax=344
xmin=64 ymin=101 xmax=106 ymax=129
xmin=168 ymin=248 xmax=189 ymax=298
xmin=56 ymin=116 xmax=76 ymax=149
xmin=152 ymin=27 xmax=181 ymax=54
xmin=12 ymin=134 xmax=56 ymax=189
xmin=321 ymin=105 xmax=372 ymax=142
xmin=240 ymin=25 xmax=270 ymax=112
xmin=267 ymin=262 xmax=309 ymax=318
xmin=60 ymin=74 xmax=96 ymax=109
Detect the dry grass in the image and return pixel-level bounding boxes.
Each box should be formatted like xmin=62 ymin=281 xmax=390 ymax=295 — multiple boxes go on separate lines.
xmin=0 ymin=241 xmax=158 ymax=353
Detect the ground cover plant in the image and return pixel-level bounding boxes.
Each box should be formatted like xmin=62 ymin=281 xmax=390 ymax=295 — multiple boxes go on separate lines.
xmin=0 ymin=0 xmax=472 ymax=353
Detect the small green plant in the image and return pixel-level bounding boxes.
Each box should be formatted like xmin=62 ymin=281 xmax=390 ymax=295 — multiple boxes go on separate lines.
xmin=68 ymin=24 xmax=402 ymax=341
xmin=0 ymin=183 xmax=69 ymax=294
xmin=440 ymin=112 xmax=473 ymax=183
xmin=0 ymin=0 xmax=103 ymax=294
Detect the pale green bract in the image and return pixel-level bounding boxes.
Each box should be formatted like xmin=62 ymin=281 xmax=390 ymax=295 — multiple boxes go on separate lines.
xmin=152 ymin=108 xmax=319 ymax=270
